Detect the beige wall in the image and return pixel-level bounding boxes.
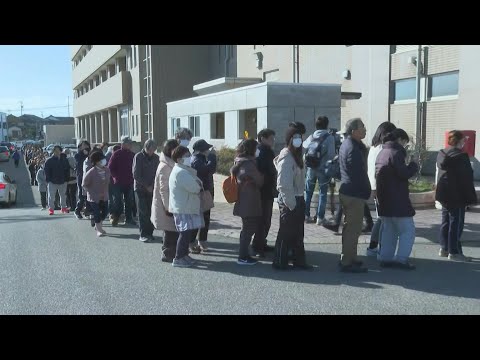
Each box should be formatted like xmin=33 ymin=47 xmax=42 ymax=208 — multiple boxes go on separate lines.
xmin=237 ymin=45 xmax=294 ymax=81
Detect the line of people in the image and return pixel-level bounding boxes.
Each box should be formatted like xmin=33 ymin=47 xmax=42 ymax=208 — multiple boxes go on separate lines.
xmin=36 ymin=116 xmax=477 ymax=271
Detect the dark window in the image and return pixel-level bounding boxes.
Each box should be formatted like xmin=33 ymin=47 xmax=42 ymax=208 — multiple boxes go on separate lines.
xmin=428 ymin=71 xmax=459 ymax=98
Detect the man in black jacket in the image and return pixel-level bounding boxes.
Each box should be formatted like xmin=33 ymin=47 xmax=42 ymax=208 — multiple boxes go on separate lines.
xmin=44 ymin=145 xmax=70 ymax=215
xmin=252 ymin=129 xmax=277 ymax=257
xmin=191 ymin=139 xmax=217 ymax=252
xmin=338 ymin=118 xmax=370 ymax=273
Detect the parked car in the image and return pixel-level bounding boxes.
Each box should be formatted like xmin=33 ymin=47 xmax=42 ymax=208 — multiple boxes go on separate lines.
xmin=0 ymin=142 xmax=15 ymax=154
xmin=0 ymin=146 xmax=10 ymax=162
xmin=0 ymin=172 xmax=17 ymax=207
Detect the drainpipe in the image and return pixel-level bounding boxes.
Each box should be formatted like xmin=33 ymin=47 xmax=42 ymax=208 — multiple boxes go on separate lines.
xmin=297 ymin=45 xmax=300 ymax=83
xmin=224 ymin=45 xmax=231 ymax=77
xmin=292 ymin=45 xmax=296 ymax=83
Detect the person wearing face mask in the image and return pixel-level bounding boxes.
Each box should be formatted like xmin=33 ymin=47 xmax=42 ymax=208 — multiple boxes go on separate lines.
xmin=375 ymin=129 xmax=418 ymax=270
xmin=190 ymin=139 xmax=217 ymax=252
xmin=74 ymin=140 xmax=92 ymax=219
xmin=175 ymin=127 xmax=193 ymax=149
xmin=36 ymin=160 xmax=48 ymax=210
xmin=168 ymin=146 xmax=204 ymax=268
xmin=436 ymin=130 xmax=477 ymax=262
xmin=133 ymin=139 xmax=160 ymax=243
xmin=82 ymin=151 xmax=111 ymax=237
xmin=251 ymin=128 xmax=277 ymax=258
xmin=230 ymin=139 xmax=264 ymax=265
xmin=63 ymin=149 xmax=77 ymax=212
xmin=272 ymin=122 xmax=313 ymax=271
xmin=44 ymin=145 xmax=70 ymax=215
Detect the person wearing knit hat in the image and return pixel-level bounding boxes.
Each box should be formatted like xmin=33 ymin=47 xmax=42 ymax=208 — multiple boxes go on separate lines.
xmin=272 ymin=121 xmax=313 ymax=271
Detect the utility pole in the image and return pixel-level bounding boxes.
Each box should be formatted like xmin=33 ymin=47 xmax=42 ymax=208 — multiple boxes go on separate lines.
xmin=67 ymin=97 xmax=70 ymax=116
xmin=20 ymin=101 xmax=24 ymax=116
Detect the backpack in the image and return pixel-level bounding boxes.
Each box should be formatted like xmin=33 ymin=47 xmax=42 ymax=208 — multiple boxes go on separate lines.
xmin=222 ymin=175 xmax=239 ymax=203
xmin=305 ymin=132 xmax=331 ymax=168
xmin=325 ymin=155 xmax=341 ymax=181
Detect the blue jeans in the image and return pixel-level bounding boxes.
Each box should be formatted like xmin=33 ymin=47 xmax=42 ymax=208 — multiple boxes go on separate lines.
xmin=304 ymin=167 xmax=330 ymax=220
xmin=378 ymin=217 xmax=415 ymax=263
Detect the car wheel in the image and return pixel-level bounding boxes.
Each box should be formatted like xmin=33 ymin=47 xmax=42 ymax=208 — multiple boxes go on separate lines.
xmin=4 ymin=194 xmax=11 ymax=208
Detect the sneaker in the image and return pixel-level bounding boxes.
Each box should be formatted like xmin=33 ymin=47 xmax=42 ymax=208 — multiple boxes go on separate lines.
xmin=48 ymin=209 xmax=54 ymax=216
xmin=40 ymin=207 xmax=46 ymax=211
xmin=74 ymin=210 xmax=83 ymax=220
xmin=139 ymin=236 xmax=150 ymax=242
xmin=110 ymin=217 xmax=119 ymax=226
xmin=339 ymin=264 xmax=368 ymax=273
xmin=438 ymin=248 xmax=449 ymax=258
xmin=237 ymin=257 xmax=258 ymax=265
xmin=189 ymin=244 xmax=201 ymax=254
xmin=366 ymin=247 xmax=378 ymax=257
xmin=305 ymin=216 xmax=316 ymax=224
xmin=198 ymin=241 xmax=208 ymax=252
xmin=96 ymin=231 xmax=105 ymax=237
xmin=316 ymin=218 xmax=327 ymax=226
xmin=448 ymin=253 xmax=472 ymax=262
xmin=161 ymin=256 xmax=173 ymax=263
xmin=172 ymin=257 xmax=193 ymax=268
xmin=323 ymin=223 xmax=340 ymax=233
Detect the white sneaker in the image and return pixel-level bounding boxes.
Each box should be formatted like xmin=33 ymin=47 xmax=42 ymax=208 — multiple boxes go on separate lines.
xmin=139 ymin=236 xmax=150 ymax=242
xmin=40 ymin=207 xmax=46 ymax=211
xmin=448 ymin=253 xmax=472 ymax=262
xmin=316 ymin=218 xmax=326 ymax=226
xmin=438 ymin=248 xmax=448 ymax=258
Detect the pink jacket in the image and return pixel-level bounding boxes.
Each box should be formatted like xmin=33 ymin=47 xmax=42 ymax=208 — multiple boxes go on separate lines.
xmin=82 ymin=166 xmax=111 ymax=203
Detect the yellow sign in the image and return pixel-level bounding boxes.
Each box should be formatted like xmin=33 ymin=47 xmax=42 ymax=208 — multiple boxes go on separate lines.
xmin=244 ymin=131 xmax=249 ymax=139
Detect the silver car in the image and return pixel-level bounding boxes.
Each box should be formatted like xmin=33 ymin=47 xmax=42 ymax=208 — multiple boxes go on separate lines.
xmin=0 ymin=146 xmax=10 ymax=162
xmin=0 ymin=172 xmax=17 ymax=207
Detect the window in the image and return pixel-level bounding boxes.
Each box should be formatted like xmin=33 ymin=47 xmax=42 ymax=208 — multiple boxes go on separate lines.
xmin=189 ymin=116 xmax=200 ymax=137
xmin=391 ymin=78 xmax=416 ymax=102
xmin=171 ymin=118 xmax=181 ymax=137
xmin=211 ymin=113 xmax=225 ymax=139
xmin=428 ymin=71 xmax=459 ymax=99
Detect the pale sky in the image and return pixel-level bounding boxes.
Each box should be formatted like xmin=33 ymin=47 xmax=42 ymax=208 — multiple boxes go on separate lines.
xmin=0 ymin=45 xmax=72 ymax=118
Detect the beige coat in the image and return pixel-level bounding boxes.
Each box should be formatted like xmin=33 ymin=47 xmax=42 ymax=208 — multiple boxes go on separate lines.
xmin=274 ymin=148 xmax=305 ymax=210
xmin=150 ymin=153 xmax=177 ymax=232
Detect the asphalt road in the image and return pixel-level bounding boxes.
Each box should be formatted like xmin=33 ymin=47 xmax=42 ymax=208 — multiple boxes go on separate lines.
xmin=1 ymin=157 xmax=479 ymax=314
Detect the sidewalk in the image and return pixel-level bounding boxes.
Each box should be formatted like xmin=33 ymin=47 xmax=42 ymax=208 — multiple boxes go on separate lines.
xmin=210 ymin=175 xmax=480 ymax=245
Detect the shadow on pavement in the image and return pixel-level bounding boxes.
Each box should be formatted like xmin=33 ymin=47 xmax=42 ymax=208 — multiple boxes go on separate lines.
xmin=185 ymin=240 xmax=480 ymax=300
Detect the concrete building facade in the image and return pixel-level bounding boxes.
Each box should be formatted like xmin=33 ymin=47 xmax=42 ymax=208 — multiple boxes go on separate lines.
xmin=72 ymin=45 xmax=235 ymax=146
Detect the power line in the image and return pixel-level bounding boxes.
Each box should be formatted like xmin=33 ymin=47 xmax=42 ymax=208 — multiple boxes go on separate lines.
xmin=0 ymin=104 xmax=72 ymax=113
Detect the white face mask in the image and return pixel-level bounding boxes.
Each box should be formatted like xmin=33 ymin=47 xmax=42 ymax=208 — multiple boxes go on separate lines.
xmin=255 ymin=148 xmax=260 ymax=158
xmin=182 ymin=156 xmax=192 ymax=167
xmin=292 ymin=138 xmax=303 ymax=148
xmin=99 ymin=159 xmax=107 ymax=167
xmin=180 ymin=139 xmax=190 ymax=147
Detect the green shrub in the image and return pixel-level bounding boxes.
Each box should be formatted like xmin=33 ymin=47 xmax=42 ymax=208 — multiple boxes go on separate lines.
xmin=408 ymin=179 xmax=434 ymax=193
xmin=216 ymin=147 xmax=236 ymax=176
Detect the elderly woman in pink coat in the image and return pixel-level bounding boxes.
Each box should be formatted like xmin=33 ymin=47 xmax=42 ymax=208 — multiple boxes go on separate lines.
xmin=151 ymin=139 xmax=179 ymax=263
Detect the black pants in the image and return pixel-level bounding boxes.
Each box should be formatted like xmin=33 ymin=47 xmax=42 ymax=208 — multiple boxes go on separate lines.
xmin=30 ymin=171 xmax=36 ymax=186
xmin=240 ymin=217 xmax=261 ymax=259
xmin=89 ymin=201 xmax=108 ymax=224
xmin=163 ymin=231 xmax=179 ymax=260
xmin=335 ymin=202 xmax=373 ymax=226
xmin=66 ymin=184 xmax=77 ymax=210
xmin=14 ymin=159 xmax=19 ymax=167
xmin=440 ymin=207 xmax=465 ymax=255
xmin=135 ymin=190 xmax=154 ymax=238
xmin=40 ymin=191 xmax=47 ymax=208
xmin=175 ymin=229 xmax=196 ymax=259
xmin=252 ymin=197 xmax=274 ymax=251
xmin=273 ymin=196 xmax=306 ymax=268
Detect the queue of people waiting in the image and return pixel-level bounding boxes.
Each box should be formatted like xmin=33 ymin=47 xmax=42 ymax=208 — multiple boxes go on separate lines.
xmin=32 ymin=117 xmax=478 ymax=271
